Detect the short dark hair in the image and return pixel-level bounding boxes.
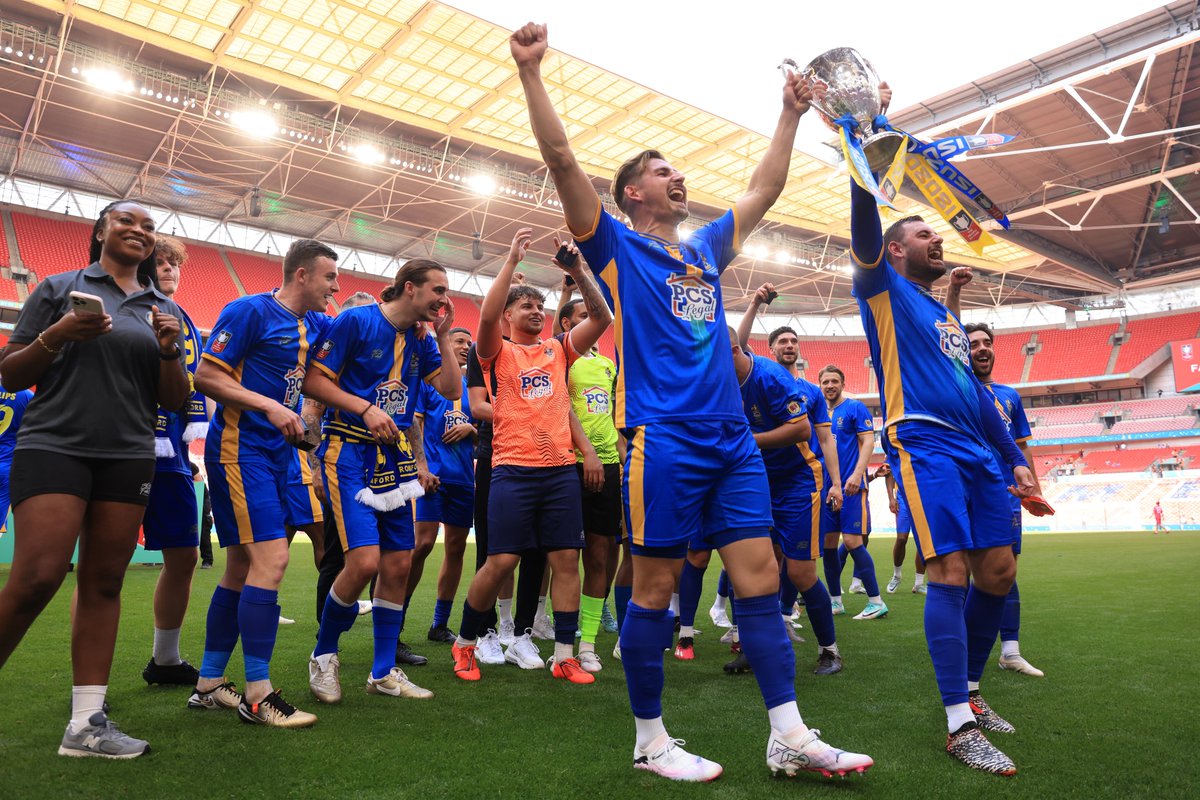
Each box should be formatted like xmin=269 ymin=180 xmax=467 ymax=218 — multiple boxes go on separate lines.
xmin=382 ymin=258 xmax=446 ymax=302
xmin=448 ymin=327 xmax=472 ymax=339
xmin=557 ymin=299 xmax=585 ymax=328
xmin=963 ymin=321 xmax=994 ymax=343
xmin=883 ymin=215 xmax=924 ymax=260
xmin=818 ymin=364 xmax=845 ymax=382
xmin=612 ymin=149 xmax=666 ymax=215
xmin=283 ymin=239 xmax=338 ymax=283
xmin=768 ymin=326 xmax=797 ymax=347
xmin=506 ymin=285 xmax=544 ymax=309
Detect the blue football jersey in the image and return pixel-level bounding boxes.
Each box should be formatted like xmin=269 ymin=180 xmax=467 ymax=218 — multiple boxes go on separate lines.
xmin=575 ymin=207 xmax=742 ymax=429
xmin=414 ymin=375 xmax=474 ymax=486
xmin=156 ymin=304 xmax=205 ymax=475
xmin=741 ymin=356 xmax=823 ymax=493
xmin=796 ymin=377 xmax=831 ymax=468
xmin=310 ymin=303 xmax=442 ymax=432
xmin=202 ymin=292 xmax=331 ymax=464
xmin=829 ymin=397 xmax=874 ymax=489
xmin=0 ymin=383 xmax=33 ymax=468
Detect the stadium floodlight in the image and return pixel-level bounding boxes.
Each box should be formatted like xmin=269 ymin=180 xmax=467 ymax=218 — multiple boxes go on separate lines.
xmin=350 ymin=144 xmax=385 ymax=164
xmin=775 ymin=249 xmax=791 ymax=262
xmin=230 ymin=110 xmax=278 ymax=139
xmin=466 ymin=174 xmax=497 ymax=196
xmin=82 ymin=66 xmax=134 ymax=94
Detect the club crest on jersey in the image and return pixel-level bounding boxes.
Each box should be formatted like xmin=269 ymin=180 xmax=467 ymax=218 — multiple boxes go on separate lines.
xmin=666 ymin=274 xmax=716 ymax=322
xmin=935 ymin=320 xmax=970 ymax=367
xmin=211 ymin=330 xmax=232 ymax=354
xmin=374 ymin=379 xmax=409 ymax=416
xmin=787 ymin=400 xmax=803 ymax=417
xmin=583 ymin=385 xmax=610 ymax=415
xmin=519 ymin=368 xmax=553 ymax=400
xmin=443 ymin=409 xmax=471 ymax=435
xmin=283 ymin=366 xmax=305 ymax=410
xmin=315 ymin=340 xmax=334 ymax=360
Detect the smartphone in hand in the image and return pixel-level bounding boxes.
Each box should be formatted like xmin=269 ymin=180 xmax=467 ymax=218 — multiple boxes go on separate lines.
xmin=69 ymin=291 xmax=105 ymax=316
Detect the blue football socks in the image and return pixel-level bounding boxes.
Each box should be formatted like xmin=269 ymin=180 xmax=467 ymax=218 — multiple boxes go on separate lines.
xmin=619 ymin=603 xmax=673 ymax=719
xmin=677 ymin=560 xmax=705 ymax=628
xmin=925 ymin=582 xmax=969 ymax=706
xmin=313 ymin=590 xmax=359 ymax=658
xmin=999 ymin=581 xmax=1020 ymax=642
xmin=848 ymin=543 xmax=880 ymax=597
xmin=965 ymin=583 xmax=1009 ymax=683
xmin=613 ymin=584 xmax=632 ymax=630
xmin=823 ymin=547 xmax=842 ymax=596
xmin=371 ymin=600 xmax=406 ymax=679
xmin=239 ymin=584 xmax=279 ymax=684
xmin=800 ymin=580 xmax=837 ymax=648
xmin=432 ymin=598 xmax=454 ymax=629
xmin=732 ymin=593 xmax=797 ymax=710
xmin=199 ymin=585 xmax=240 ymax=680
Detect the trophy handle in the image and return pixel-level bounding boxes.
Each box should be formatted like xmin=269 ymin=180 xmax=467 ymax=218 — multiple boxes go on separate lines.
xmin=779 ymin=58 xmax=798 ymax=76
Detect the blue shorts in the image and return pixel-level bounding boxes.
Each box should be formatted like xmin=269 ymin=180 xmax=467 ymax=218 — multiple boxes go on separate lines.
xmin=321 ymin=439 xmax=414 ymax=552
xmin=624 ymin=419 xmax=773 ymax=558
xmin=885 ymin=422 xmax=1015 ymax=559
xmin=207 ymin=458 xmax=289 ymax=547
xmin=1009 ymin=495 xmax=1023 ymax=555
xmin=415 ymin=482 xmax=475 ymax=529
xmin=284 ymin=450 xmax=324 ymax=528
xmin=896 ymin=491 xmax=913 ymax=536
xmin=143 ymin=469 xmax=200 ymax=550
xmin=488 ymin=464 xmax=583 ymax=554
xmin=822 ymin=484 xmax=870 ymax=537
xmin=768 ymin=472 xmax=821 ymax=561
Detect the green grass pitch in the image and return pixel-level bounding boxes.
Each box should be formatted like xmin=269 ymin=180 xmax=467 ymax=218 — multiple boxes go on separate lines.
xmin=1 ymin=531 xmax=1196 ymax=799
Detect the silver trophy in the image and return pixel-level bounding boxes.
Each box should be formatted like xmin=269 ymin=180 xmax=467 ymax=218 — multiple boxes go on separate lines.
xmin=787 ymin=48 xmax=905 ymax=173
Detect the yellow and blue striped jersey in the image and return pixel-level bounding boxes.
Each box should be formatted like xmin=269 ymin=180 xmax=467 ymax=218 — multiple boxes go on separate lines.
xmin=741 ymin=355 xmax=822 ymax=494
xmin=156 ymin=305 xmax=204 ymax=475
xmin=202 ymin=292 xmax=331 ymax=465
xmin=830 ymin=397 xmax=874 ymax=489
xmin=414 ymin=375 xmax=473 ymax=487
xmin=575 ymin=207 xmax=743 ymax=428
xmin=310 ymin=304 xmax=442 ymax=432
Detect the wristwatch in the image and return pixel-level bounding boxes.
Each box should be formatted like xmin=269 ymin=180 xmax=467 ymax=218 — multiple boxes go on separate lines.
xmin=159 ymin=344 xmax=182 ymax=360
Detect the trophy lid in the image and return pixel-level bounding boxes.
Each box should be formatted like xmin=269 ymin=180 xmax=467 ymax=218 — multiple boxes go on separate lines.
xmin=800 ymin=47 xmax=883 ymax=136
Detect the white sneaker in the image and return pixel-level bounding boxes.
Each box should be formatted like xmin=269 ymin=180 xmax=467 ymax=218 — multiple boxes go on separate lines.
xmin=498 ymin=618 xmax=516 ymax=646
xmin=578 ymin=649 xmax=602 ymax=673
xmin=278 ymin=614 xmax=296 ymax=625
xmin=886 ymin=576 xmax=900 ymax=594
xmin=720 ymin=626 xmax=737 ymax=645
xmin=708 ymin=602 xmax=732 ymax=628
xmin=357 ymin=600 xmax=372 ymax=616
xmin=848 ymin=578 xmax=866 ymax=595
xmin=530 ymin=614 xmax=555 ymax=640
xmin=504 ymin=631 xmax=545 ymax=669
xmin=612 ymin=640 xmax=622 ymax=661
xmin=634 ymin=735 xmax=723 ymax=782
xmin=998 ymin=653 xmax=1045 ymax=677
xmin=366 ymin=667 xmax=433 ymax=699
xmin=831 ymin=599 xmax=845 ymax=616
xmin=767 ymin=726 xmax=873 ymax=778
xmin=476 ymin=630 xmax=505 ymax=665
xmin=308 ymin=653 xmax=342 ymax=704
xmin=913 ymin=583 xmax=927 ymax=595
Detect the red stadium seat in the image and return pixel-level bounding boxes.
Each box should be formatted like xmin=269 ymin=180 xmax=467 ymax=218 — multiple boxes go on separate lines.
xmin=1114 ymin=312 xmax=1200 ymax=373
xmin=1027 ymin=324 xmax=1118 ymax=382
xmin=10 ymin=212 xmax=94 ymax=280
xmin=171 ymin=243 xmax=241 ymax=332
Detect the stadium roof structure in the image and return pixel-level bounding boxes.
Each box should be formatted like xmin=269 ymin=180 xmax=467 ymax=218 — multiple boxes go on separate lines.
xmin=0 ymin=0 xmax=1196 ymax=317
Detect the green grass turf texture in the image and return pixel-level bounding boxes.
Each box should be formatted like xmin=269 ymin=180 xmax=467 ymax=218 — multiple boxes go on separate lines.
xmin=1 ymin=531 xmax=1196 ymax=799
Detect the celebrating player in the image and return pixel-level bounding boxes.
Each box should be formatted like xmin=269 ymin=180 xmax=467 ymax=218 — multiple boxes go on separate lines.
xmin=190 ymin=239 xmax=339 ymax=728
xmin=513 ymin=22 xmax=872 ymax=781
xmin=303 ymin=258 xmax=461 ymax=704
xmin=848 ymin=132 xmax=1036 ymax=773
xmin=450 ymin=226 xmax=611 ymax=684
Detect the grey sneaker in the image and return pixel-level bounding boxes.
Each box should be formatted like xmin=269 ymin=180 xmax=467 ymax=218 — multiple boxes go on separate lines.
xmin=601 ymin=602 xmax=619 ymax=633
xmin=58 ymin=712 xmax=150 ymax=759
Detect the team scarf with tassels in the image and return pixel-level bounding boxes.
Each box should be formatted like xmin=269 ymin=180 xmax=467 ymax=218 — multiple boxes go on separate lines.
xmin=322 ymin=419 xmax=423 ymax=512
xmin=154 ymin=306 xmax=207 ymax=460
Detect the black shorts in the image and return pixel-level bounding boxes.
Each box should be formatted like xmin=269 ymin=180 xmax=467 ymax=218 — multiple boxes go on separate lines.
xmin=487 ymin=465 xmax=584 ymax=554
xmin=9 ymin=449 xmax=157 ymax=508
xmin=578 ymin=462 xmax=622 ymax=538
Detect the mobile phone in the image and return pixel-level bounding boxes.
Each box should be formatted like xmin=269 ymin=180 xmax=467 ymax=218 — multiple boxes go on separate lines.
xmin=554 ymin=244 xmax=578 ymax=269
xmin=69 ymin=291 xmax=105 ymax=316
xmin=764 ymin=289 xmax=779 ymax=305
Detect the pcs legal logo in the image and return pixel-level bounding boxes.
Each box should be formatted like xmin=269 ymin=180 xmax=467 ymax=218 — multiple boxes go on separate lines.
xmin=519 ymin=368 xmax=553 ymax=400
xmin=666 ymin=274 xmax=716 ymax=322
xmin=374 ymin=379 xmax=409 ymax=416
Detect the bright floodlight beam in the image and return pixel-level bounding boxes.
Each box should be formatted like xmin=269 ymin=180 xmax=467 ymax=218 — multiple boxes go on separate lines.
xmin=230 ymin=110 xmax=278 ymax=139
xmin=466 ymin=174 xmax=497 ymax=195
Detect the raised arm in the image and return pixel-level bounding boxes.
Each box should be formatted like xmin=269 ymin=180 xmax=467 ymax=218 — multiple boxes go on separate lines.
xmin=946 ymin=267 xmax=972 ymax=319
xmin=559 ymin=245 xmax=611 ymax=355
xmin=850 ymin=180 xmax=884 ymax=267
xmin=733 ymin=73 xmax=813 ymax=233
xmin=431 ymin=304 xmax=462 ymax=401
xmin=511 ymin=23 xmax=602 ymax=237
xmin=478 ymin=228 xmax=532 ymax=362
xmin=736 ymin=283 xmax=775 ymax=349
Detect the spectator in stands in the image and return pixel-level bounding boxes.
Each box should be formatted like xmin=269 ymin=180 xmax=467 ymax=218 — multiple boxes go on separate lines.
xmin=141 ymin=235 xmax=210 ymax=689
xmin=0 ymin=200 xmax=190 ymax=759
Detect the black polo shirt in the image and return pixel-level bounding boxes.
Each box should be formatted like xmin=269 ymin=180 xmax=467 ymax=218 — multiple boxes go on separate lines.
xmin=9 ymin=263 xmax=183 ymax=459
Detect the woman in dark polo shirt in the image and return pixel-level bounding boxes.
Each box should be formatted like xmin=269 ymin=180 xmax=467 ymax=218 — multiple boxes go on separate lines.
xmin=0 ymin=200 xmax=191 ymax=759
